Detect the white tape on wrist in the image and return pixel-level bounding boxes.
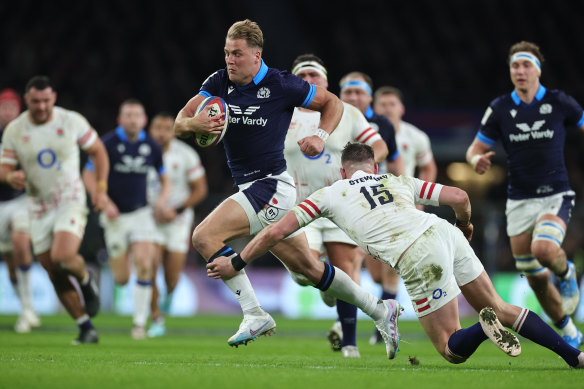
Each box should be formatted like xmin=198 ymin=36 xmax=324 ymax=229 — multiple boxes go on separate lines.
xmin=316 ymin=129 xmax=329 ymax=142
xmin=470 ymin=154 xmax=481 ymax=169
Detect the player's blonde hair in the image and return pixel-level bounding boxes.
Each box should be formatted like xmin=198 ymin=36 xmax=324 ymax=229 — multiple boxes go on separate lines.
xmin=227 ymin=19 xmax=264 ymax=51
xmin=508 ymin=41 xmax=544 ymax=66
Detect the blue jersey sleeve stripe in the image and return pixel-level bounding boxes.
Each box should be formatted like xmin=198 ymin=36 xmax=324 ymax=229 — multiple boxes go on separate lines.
xmin=199 ymin=91 xmax=212 ymax=98
xmin=158 ymin=166 xmax=166 ymax=175
xmin=476 ymin=132 xmax=496 ymax=146
xmin=577 ymin=112 xmax=584 ymax=128
xmin=85 ymin=159 xmax=94 ymax=172
xmin=389 ymin=149 xmax=399 ymax=161
xmin=300 ymin=84 xmax=316 ymax=108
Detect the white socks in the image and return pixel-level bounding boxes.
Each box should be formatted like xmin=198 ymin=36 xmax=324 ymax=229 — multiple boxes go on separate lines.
xmin=16 ymin=267 xmax=34 ymax=313
xmin=326 ymin=266 xmax=386 ymax=321
xmin=223 ymin=269 xmax=263 ymax=316
xmin=134 ymin=282 xmax=153 ymax=327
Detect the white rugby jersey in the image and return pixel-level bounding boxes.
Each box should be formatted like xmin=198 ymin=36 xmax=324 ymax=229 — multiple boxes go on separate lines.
xmin=293 ymin=171 xmax=443 ymax=266
xmin=284 ymin=102 xmax=382 ymax=200
xmin=147 ymin=138 xmax=205 ymax=208
xmin=0 ymin=107 xmax=97 ymax=211
xmin=395 ymin=121 xmax=433 ymax=177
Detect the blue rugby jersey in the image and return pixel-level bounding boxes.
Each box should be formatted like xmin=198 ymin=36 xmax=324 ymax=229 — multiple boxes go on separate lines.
xmin=476 ymin=85 xmax=584 ymax=199
xmin=199 ymin=59 xmax=316 ymax=185
xmin=364 ymin=106 xmax=399 ymax=161
xmin=87 ymin=126 xmax=164 ymax=213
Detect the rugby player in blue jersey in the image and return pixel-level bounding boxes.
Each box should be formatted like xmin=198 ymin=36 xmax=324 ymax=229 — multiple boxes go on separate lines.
xmin=174 ymin=20 xmax=401 ymax=353
xmin=466 ymin=41 xmax=583 ymax=348
xmin=84 ymin=99 xmax=170 ymax=339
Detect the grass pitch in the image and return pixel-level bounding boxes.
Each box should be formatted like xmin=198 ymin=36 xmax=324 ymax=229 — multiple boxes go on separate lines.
xmin=0 ymin=314 xmax=581 ymax=389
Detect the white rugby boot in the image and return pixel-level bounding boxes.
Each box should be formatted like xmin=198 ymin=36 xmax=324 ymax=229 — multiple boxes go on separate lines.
xmin=228 ymin=312 xmax=276 ymax=347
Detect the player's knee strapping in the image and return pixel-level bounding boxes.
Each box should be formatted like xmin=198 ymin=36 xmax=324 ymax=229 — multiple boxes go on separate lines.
xmin=532 ymin=220 xmax=565 ymax=247
xmin=208 ymin=245 xmax=236 ymax=263
xmin=315 ymin=262 xmax=335 ymax=291
xmin=514 ymin=254 xmax=546 ymax=275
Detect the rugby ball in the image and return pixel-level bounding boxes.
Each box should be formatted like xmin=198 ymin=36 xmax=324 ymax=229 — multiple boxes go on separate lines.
xmin=194 ymin=96 xmax=229 ymax=147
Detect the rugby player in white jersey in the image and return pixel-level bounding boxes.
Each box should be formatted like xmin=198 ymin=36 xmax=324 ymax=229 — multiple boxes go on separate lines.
xmin=147 ymin=112 xmax=208 ymax=337
xmin=466 ymin=41 xmax=583 ymax=348
xmin=285 ymin=54 xmax=388 ymax=358
xmin=368 ymin=85 xmax=438 ymax=344
xmin=339 ymin=72 xmax=406 ymax=346
xmin=208 ymin=143 xmax=584 ymax=368
xmin=0 ymin=88 xmax=40 ymax=333
xmin=0 ymin=76 xmax=109 ymax=344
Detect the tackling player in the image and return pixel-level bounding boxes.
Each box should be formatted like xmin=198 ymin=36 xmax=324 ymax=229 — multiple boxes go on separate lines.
xmin=83 ymin=99 xmax=170 ymax=340
xmin=208 ymin=143 xmax=584 ymax=368
xmin=0 ymin=88 xmax=40 ymax=333
xmin=369 ymin=85 xmax=438 ymax=344
xmin=285 ymin=54 xmax=389 ymax=357
xmin=0 ymin=76 xmax=108 ymax=344
xmin=466 ymin=41 xmax=583 ymax=348
xmin=147 ymin=112 xmax=208 ymax=337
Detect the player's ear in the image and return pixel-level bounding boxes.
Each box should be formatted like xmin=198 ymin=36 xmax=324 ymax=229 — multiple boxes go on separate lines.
xmin=340 ymin=167 xmax=347 ymax=179
xmin=373 ymin=163 xmax=379 ymax=174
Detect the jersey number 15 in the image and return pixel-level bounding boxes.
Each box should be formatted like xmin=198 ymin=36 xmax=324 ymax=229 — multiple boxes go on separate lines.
xmin=360 ymin=184 xmax=393 ymax=210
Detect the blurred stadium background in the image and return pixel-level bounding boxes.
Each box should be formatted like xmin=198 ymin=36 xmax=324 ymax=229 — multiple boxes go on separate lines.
xmin=1 ymin=0 xmax=584 ymax=320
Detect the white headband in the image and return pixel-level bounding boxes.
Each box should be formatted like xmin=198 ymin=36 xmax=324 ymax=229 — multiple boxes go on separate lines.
xmin=510 ymin=51 xmax=541 ymax=74
xmin=292 ymin=61 xmax=328 ymax=80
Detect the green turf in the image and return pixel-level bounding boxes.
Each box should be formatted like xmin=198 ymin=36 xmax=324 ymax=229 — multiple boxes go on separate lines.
xmin=0 ymin=314 xmax=581 ymax=389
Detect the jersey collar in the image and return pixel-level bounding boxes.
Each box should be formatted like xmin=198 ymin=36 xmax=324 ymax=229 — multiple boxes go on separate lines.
xmin=115 ymin=125 xmax=146 ymax=142
xmin=511 ymin=84 xmax=546 ymax=106
xmin=350 ymin=170 xmax=370 ymax=179
xmin=365 ymin=106 xmax=374 ymax=119
xmin=235 ymin=59 xmax=268 ymax=90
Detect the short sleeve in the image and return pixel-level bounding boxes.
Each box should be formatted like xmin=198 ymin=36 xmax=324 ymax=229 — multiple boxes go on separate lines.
xmin=410 ymin=177 xmax=443 ymax=206
xmin=198 ymin=71 xmax=222 ymax=98
xmin=558 ymin=91 xmax=584 ymax=128
xmin=476 ymin=100 xmax=500 ymax=146
xmin=292 ymin=188 xmax=329 ymax=227
xmin=185 ymin=147 xmax=206 ymax=182
xmin=0 ymin=124 xmax=18 ymax=165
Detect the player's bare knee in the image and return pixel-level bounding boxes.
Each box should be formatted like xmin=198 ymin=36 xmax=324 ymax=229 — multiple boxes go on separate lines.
xmin=191 ymin=226 xmax=213 ymax=255
xmin=114 ymin=274 xmax=130 ymax=286
xmin=531 ymin=243 xmax=558 ymax=267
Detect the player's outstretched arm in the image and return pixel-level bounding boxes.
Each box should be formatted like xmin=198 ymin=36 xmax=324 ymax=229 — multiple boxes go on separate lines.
xmin=438 ymin=186 xmax=473 ymax=241
xmin=174 ymin=95 xmax=225 ymax=138
xmin=206 ymin=212 xmax=301 ymax=279
xmin=466 ymin=139 xmax=495 ymax=175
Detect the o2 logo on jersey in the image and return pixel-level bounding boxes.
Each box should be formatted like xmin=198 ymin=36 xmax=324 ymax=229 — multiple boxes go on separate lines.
xmin=37 ymin=149 xmax=60 ymax=170
xmin=432 ymin=288 xmax=446 ymax=300
xmin=302 ymin=147 xmax=331 ymax=164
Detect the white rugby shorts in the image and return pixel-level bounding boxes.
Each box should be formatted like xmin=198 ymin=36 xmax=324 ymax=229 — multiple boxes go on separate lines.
xmin=505 ymin=191 xmax=575 ymax=237
xmin=30 ymin=203 xmax=88 ymax=255
xmin=303 ymin=217 xmax=357 ymax=253
xmin=396 ymin=219 xmax=484 ymax=318
xmin=0 ymin=196 xmax=30 ymax=253
xmin=100 ymin=206 xmax=158 ymax=259
xmin=230 ymin=171 xmax=302 ymax=237
xmin=151 ymin=208 xmax=194 ymax=253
